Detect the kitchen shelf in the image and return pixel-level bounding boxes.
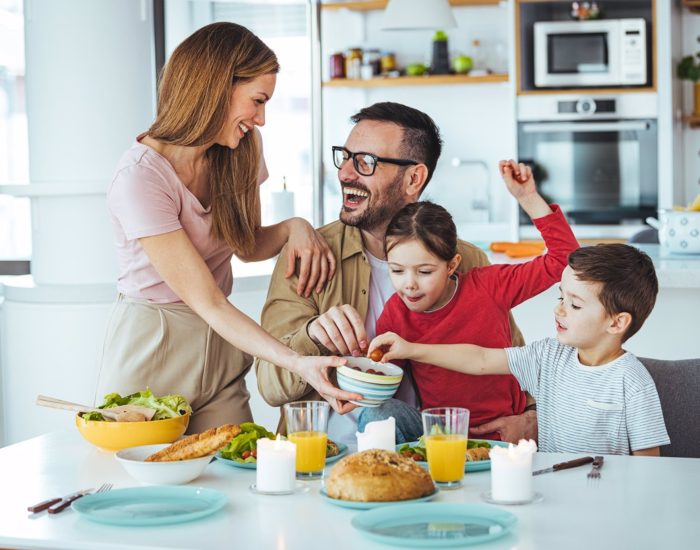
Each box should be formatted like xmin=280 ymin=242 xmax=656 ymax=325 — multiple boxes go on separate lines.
xmin=682 ymin=114 xmax=700 ymax=129
xmin=323 ymin=73 xmax=508 ymax=87
xmin=517 ymin=86 xmax=657 ymax=96
xmin=683 ymin=0 xmax=700 ymax=14
xmin=320 ymin=0 xmax=500 ymax=11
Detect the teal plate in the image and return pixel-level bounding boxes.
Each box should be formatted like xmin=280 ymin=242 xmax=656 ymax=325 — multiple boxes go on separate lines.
xmin=319 ymin=487 xmax=438 ymax=510
xmin=397 ymin=440 xmax=509 ymax=472
xmin=216 ymin=442 xmax=348 ymax=469
xmin=351 ymin=503 xmax=517 ymax=547
xmin=71 ymin=486 xmax=227 ymax=527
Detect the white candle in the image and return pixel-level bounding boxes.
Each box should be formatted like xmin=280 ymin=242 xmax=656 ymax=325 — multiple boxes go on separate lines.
xmin=356 ymin=416 xmax=396 ymax=452
xmin=256 ymin=435 xmax=296 ymax=493
xmin=489 ymin=439 xmax=537 ymax=502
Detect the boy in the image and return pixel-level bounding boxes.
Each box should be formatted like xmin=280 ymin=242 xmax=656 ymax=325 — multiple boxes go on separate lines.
xmin=369 ymin=244 xmax=670 ymax=455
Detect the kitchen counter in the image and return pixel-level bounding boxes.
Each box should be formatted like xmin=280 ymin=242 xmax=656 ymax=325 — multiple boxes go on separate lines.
xmin=488 ymin=244 xmax=700 ymax=289
xmin=1 ymin=430 xmax=698 ymax=550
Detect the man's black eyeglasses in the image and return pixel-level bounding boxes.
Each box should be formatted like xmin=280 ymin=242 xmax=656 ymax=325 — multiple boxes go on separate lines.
xmin=332 ymin=146 xmax=418 ymax=176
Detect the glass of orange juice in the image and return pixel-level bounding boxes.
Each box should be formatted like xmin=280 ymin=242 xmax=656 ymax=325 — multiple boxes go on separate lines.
xmin=421 ymin=407 xmax=470 ymax=490
xmin=284 ymin=401 xmax=330 ymax=479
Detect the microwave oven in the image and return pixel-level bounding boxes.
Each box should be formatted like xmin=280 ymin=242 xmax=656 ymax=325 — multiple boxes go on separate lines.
xmin=534 ymin=19 xmax=647 ymax=88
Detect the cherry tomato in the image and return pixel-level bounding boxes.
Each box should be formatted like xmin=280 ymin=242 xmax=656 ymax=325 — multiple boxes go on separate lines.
xmin=241 ymin=450 xmax=251 ymax=459
xmin=367 ymin=369 xmax=377 ymax=374
xmin=412 ymin=453 xmax=423 ymax=461
xmin=369 ymin=348 xmax=384 ymax=362
xmin=251 ymin=449 xmax=257 ymax=458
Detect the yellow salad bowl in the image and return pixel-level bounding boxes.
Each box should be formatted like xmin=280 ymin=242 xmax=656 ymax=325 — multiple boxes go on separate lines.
xmin=75 ymin=413 xmax=190 ymax=452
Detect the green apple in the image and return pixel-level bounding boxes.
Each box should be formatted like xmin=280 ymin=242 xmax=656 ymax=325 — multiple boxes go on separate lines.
xmin=452 ymin=55 xmax=473 ymax=74
xmin=406 ymin=63 xmax=428 ymax=76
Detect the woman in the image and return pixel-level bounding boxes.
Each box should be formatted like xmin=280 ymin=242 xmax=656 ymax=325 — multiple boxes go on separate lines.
xmin=96 ymin=22 xmax=360 ymax=433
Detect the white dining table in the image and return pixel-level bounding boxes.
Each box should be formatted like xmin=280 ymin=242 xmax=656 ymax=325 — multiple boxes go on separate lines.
xmin=0 ymin=430 xmax=698 ymax=550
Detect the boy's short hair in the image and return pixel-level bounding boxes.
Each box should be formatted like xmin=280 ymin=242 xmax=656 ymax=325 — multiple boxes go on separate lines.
xmin=568 ymin=244 xmax=658 ymax=342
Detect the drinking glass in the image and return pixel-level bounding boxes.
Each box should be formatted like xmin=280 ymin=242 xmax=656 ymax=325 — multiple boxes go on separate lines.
xmin=284 ymin=401 xmax=330 ymax=479
xmin=421 ymin=407 xmax=470 ymax=490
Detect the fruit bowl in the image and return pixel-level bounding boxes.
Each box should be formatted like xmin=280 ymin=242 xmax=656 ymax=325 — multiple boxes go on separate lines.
xmin=337 ymin=357 xmax=403 ymax=407
xmin=75 ymin=413 xmax=190 ymax=452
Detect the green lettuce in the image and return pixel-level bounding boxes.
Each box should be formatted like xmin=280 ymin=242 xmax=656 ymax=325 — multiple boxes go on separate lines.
xmin=219 ymin=422 xmax=275 ymax=462
xmin=84 ymin=388 xmax=192 ymax=421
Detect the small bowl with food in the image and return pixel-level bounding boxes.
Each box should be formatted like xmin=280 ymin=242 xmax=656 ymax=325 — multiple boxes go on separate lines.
xmin=116 ymin=444 xmax=212 ymax=485
xmin=115 ymin=423 xmax=241 ymax=484
xmin=75 ymin=389 xmax=192 ymax=452
xmin=336 ymin=356 xmax=403 ymax=407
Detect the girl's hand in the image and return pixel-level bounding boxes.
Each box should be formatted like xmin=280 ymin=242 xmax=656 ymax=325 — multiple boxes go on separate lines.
xmin=498 ymin=159 xmax=536 ymax=200
xmin=368 ymin=332 xmax=414 ymax=363
xmin=285 ymin=218 xmax=337 ymax=297
xmin=293 ymin=355 xmax=361 ymax=414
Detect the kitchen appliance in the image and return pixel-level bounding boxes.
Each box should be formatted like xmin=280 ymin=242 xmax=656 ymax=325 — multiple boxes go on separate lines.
xmin=534 ymin=18 xmax=647 ymax=88
xmin=517 ymin=93 xmax=657 ymax=225
xmin=646 ymin=211 xmax=700 ymax=255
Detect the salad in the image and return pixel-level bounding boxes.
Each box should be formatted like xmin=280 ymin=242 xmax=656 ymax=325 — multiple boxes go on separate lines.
xmin=398 ymin=435 xmax=492 ymax=462
xmin=81 ymin=388 xmax=192 ymax=421
xmin=218 ymin=423 xmax=342 ymax=463
xmin=219 ymin=423 xmax=276 ymax=463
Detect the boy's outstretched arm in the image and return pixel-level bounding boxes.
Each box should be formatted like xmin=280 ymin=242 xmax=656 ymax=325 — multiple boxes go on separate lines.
xmin=499 ymin=159 xmax=552 ymax=220
xmin=368 ymin=332 xmax=511 ymax=375
xmin=632 ymin=447 xmax=660 ymax=457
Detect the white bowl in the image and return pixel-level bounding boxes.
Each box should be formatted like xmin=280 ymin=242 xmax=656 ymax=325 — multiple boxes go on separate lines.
xmin=115 ymin=443 xmax=213 ymax=485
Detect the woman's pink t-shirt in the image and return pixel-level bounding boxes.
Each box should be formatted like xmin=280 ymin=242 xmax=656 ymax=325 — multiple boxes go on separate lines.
xmin=107 ymin=140 xmax=268 ymax=303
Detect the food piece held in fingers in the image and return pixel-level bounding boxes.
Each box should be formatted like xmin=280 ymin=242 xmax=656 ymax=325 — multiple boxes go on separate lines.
xmin=146 ymin=424 xmax=241 ymax=462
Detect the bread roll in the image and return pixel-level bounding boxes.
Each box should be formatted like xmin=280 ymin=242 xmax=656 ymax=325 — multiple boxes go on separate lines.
xmin=325 ymin=449 xmax=435 ymax=502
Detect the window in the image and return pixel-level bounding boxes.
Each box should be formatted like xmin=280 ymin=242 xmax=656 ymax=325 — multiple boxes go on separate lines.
xmin=164 ymin=0 xmax=313 ymax=277
xmin=0 ymin=0 xmax=31 ymax=261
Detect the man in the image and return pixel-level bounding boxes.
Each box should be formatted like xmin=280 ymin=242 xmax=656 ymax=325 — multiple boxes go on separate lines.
xmin=255 ymin=102 xmax=536 ymax=445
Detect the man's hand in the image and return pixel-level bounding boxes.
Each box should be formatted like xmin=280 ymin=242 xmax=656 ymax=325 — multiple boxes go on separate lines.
xmin=470 ymin=410 xmax=538 ymax=444
xmin=307 ymin=304 xmax=367 ymax=357
xmin=293 ymin=355 xmax=361 ymax=414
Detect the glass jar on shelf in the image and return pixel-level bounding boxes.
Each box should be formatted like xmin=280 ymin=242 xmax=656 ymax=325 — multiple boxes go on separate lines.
xmin=345 ymin=48 xmax=362 ymax=80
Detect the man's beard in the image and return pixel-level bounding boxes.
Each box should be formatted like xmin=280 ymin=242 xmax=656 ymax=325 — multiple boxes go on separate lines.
xmin=339 ymin=171 xmax=406 ymax=231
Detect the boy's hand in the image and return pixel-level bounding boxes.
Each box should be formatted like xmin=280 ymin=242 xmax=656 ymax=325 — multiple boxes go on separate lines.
xmin=367 ymin=332 xmax=413 ymax=363
xmin=498 ymin=159 xmax=552 ymax=219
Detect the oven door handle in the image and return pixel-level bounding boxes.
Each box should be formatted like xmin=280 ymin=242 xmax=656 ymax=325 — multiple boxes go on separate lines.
xmin=521 ymin=121 xmax=650 ymax=133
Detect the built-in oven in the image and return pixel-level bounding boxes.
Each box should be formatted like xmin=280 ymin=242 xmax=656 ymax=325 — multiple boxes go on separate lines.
xmin=517 ymin=94 xmax=657 ymax=225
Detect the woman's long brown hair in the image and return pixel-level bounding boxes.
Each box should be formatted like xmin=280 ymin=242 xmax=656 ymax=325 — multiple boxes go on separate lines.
xmin=148 ymin=22 xmax=279 ymax=256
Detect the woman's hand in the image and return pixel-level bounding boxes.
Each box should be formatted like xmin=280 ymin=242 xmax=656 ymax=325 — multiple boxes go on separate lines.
xmin=293 ymin=355 xmax=362 ymax=414
xmin=285 ymin=218 xmax=336 ymax=297
xmin=368 ymin=332 xmax=414 ymax=363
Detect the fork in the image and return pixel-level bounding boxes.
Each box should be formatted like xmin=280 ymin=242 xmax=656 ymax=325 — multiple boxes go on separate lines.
xmin=587 ymin=456 xmax=604 ymax=483
xmin=47 ymin=482 xmax=113 ymax=514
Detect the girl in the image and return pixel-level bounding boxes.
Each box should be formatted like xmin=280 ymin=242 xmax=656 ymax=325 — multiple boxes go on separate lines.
xmin=362 ymin=161 xmax=579 ymax=440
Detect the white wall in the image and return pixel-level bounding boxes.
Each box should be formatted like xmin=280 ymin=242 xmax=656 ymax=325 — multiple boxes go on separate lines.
xmin=682 ymin=10 xmax=700 ymax=206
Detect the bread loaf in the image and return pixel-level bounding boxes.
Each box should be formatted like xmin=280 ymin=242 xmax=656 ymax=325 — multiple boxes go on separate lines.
xmin=325 ymin=449 xmax=435 ymax=502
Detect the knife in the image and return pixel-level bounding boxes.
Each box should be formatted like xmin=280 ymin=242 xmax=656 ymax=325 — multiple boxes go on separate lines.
xmin=27 ymin=489 xmax=92 ymax=514
xmin=532 ymin=456 xmax=594 ymax=476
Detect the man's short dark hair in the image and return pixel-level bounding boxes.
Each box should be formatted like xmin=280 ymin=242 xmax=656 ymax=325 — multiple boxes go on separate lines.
xmin=568 ymin=244 xmax=658 ymax=342
xmin=350 ymin=102 xmax=442 ymax=192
